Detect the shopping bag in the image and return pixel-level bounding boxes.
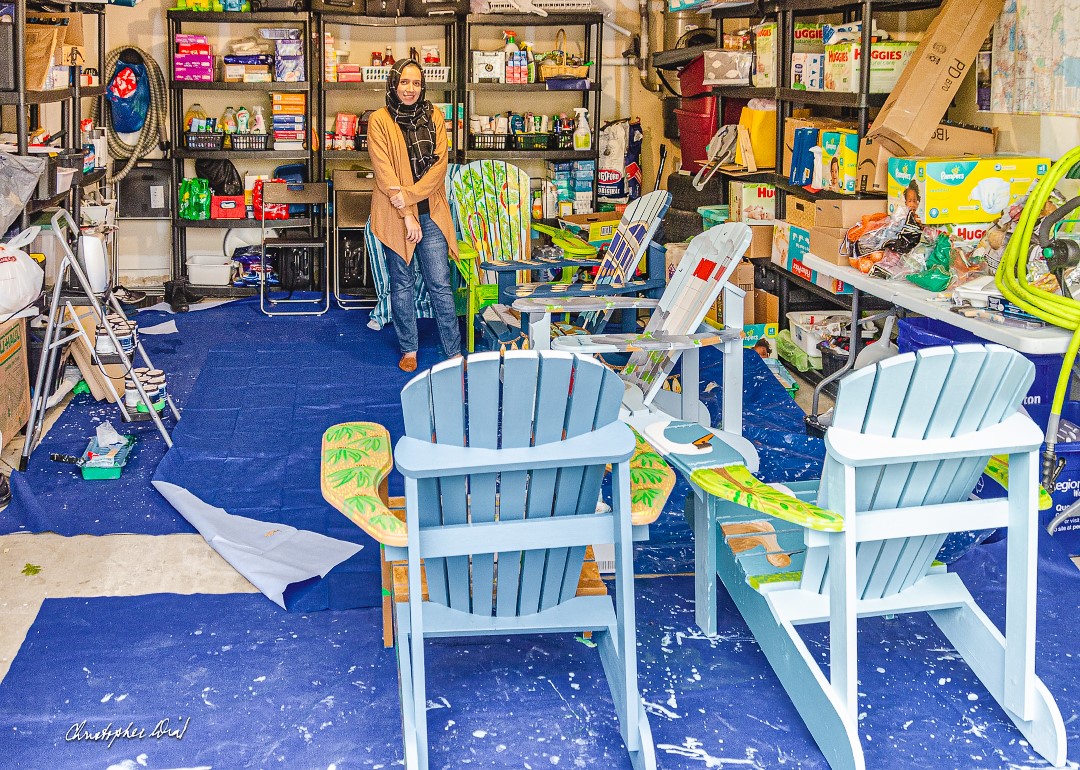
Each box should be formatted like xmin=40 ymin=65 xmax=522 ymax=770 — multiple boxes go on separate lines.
xmin=734 ymin=107 xmax=777 ymax=170
xmin=0 ymin=227 xmax=45 ymax=314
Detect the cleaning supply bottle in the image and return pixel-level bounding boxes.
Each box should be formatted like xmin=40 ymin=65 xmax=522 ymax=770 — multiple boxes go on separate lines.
xmin=184 ymin=103 xmax=208 ymax=133
xmin=572 ymin=107 xmax=592 ymax=151
xmin=503 ymin=31 xmax=520 ymax=53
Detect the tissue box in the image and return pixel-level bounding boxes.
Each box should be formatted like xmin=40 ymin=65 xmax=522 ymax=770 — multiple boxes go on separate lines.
xmin=703 ymin=50 xmax=752 ymax=85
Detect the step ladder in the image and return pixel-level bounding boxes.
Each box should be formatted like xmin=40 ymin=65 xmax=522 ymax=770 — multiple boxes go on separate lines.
xmin=19 ymin=209 xmax=180 ymax=471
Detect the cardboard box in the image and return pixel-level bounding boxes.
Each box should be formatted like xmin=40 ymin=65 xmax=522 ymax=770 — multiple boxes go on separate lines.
xmin=786 ymin=195 xmax=816 ymax=229
xmin=815 ymin=198 xmax=886 ymax=229
xmin=663 ymin=241 xmax=688 ymax=282
xmin=707 ymin=259 xmax=756 ymax=325
xmin=772 ymin=221 xmax=852 ymax=294
xmin=824 ymin=41 xmax=919 ymax=93
xmin=557 ymin=211 xmax=621 ymax=246
xmin=0 ymin=318 xmax=30 ymax=443
xmin=791 ymin=52 xmax=824 ymax=90
xmin=783 ymin=116 xmax=857 ymax=177
xmin=754 ymin=288 xmax=779 ymax=325
xmin=65 ymin=308 xmax=125 ymax=403
xmin=747 ymin=224 xmax=773 ymax=258
xmin=809 ymin=226 xmax=850 ymax=265
xmin=820 ymin=129 xmax=860 ymax=194
xmin=887 ymin=155 xmax=1050 ymax=224
xmin=857 ymin=123 xmax=997 ymax=193
xmin=729 ymin=181 xmax=776 ymax=224
xmin=866 ymin=0 xmax=1007 ymax=155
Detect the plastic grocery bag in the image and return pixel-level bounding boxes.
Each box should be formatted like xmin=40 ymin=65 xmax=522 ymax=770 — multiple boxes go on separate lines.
xmin=178 ymin=178 xmax=211 ymax=221
xmin=0 ymin=154 xmax=47 ymax=233
xmin=0 ymin=227 xmax=45 ymax=315
xmin=253 ymin=179 xmax=289 ymax=221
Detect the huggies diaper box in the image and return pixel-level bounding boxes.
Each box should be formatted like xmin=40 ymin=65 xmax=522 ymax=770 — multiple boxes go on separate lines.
xmin=887 ymin=156 xmax=1050 ymax=224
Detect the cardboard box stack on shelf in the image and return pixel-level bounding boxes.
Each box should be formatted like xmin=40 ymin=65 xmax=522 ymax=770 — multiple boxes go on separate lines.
xmin=271 ymin=92 xmax=306 ymax=151
xmin=545 ymin=160 xmax=595 ymax=217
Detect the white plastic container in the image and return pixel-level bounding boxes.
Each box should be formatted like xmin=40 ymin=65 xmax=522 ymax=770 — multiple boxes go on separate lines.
xmin=56 ymin=167 xmax=77 ymax=194
xmin=187 ymin=254 xmax=233 ymax=286
xmin=787 ymin=310 xmax=850 ymax=357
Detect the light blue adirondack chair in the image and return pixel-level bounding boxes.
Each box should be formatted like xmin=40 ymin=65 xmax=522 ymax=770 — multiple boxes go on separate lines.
xmin=516 ymin=222 xmax=756 ymax=470
xmin=389 ymin=350 xmax=656 ymax=770
xmin=690 ymin=344 xmax=1067 ymax=769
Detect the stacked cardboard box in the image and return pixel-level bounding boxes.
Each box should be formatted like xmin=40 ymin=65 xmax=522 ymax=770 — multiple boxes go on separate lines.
xmin=545 ymin=160 xmax=595 ymax=217
xmin=174 ymin=34 xmax=213 ymax=82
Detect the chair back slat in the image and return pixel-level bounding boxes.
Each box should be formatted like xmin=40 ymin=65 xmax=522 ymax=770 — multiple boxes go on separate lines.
xmin=578 ymin=190 xmax=672 ymax=331
xmin=429 ymin=363 xmax=471 ymax=612
xmin=494 ymin=353 xmax=541 ymax=616
xmin=621 ymin=222 xmax=752 ymax=402
xmin=451 ymin=161 xmax=532 ymax=266
xmin=465 ymin=353 xmax=503 ymax=616
xmin=806 ymin=345 xmax=1035 ymax=600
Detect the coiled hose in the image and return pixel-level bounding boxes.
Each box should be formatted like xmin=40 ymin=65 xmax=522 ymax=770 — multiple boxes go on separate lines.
xmin=89 ymin=47 xmax=168 ymax=184
xmin=995 ymin=146 xmax=1080 ymax=489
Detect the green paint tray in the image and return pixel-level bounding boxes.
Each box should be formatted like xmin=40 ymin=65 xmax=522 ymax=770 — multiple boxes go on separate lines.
xmin=80 ymin=435 xmax=136 ymax=480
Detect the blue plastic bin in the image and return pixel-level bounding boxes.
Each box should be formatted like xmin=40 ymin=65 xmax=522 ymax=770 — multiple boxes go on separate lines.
xmin=896 ymin=317 xmax=1064 ymax=408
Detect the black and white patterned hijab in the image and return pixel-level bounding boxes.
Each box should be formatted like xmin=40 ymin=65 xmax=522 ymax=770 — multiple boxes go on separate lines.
xmin=385 ymin=59 xmax=438 ymax=183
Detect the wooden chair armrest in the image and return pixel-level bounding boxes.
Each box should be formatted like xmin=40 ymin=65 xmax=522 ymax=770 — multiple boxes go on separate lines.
xmin=690 ymin=465 xmax=845 ymax=532
xmin=552 ymin=330 xmax=742 ymax=354
xmin=513 ymin=296 xmax=660 ymax=314
xmin=627 ymin=429 xmax=676 ymax=526
xmin=320 ymin=422 xmax=405 ymax=547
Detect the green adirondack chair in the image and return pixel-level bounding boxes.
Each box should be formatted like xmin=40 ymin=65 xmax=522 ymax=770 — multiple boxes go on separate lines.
xmin=388 ymin=351 xmax=656 ymax=770
xmin=682 ymin=344 xmax=1067 ymax=770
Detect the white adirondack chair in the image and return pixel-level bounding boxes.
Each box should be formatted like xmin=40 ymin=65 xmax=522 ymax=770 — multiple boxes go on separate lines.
xmin=515 ymin=222 xmax=756 ymax=471
xmin=389 ymin=350 xmax=656 ymax=770
xmin=686 ymin=344 xmax=1067 ymax=770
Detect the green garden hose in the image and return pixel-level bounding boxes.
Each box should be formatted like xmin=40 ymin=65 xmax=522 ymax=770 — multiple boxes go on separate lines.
xmin=995 ymin=146 xmax=1080 ymax=486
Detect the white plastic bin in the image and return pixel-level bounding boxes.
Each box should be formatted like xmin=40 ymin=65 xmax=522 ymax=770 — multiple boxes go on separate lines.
xmin=56 ymin=167 xmax=77 ymax=194
xmin=187 ymin=254 xmax=234 ymax=286
xmin=786 ymin=311 xmax=850 ymax=357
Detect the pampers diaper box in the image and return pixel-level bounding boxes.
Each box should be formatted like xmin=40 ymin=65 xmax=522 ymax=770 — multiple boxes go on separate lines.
xmin=820 ymin=129 xmax=859 ymax=195
xmin=887 ymin=156 xmax=1050 ymax=225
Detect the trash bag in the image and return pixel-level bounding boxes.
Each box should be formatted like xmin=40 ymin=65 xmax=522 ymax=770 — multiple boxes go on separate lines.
xmin=195 ymin=159 xmax=243 ymax=197
xmin=106 ymin=53 xmax=150 ymax=134
xmin=0 ymin=227 xmax=45 ymax=314
xmin=0 ymin=154 xmax=47 ymax=233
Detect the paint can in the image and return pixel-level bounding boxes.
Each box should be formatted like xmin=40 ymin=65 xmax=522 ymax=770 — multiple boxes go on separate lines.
xmin=95 ymin=324 xmax=116 ymax=355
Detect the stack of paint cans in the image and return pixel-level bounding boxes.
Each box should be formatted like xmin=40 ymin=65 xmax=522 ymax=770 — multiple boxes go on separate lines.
xmin=95 ymin=314 xmax=139 ymax=357
xmin=125 ymin=367 xmax=168 ymax=412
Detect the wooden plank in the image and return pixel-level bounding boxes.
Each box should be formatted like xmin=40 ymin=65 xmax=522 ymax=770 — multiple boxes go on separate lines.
xmin=495 ymin=353 xmax=539 ymax=616
xmin=466 ymin=354 xmax=502 ymax=617
xmin=429 ymin=362 xmax=469 ymax=611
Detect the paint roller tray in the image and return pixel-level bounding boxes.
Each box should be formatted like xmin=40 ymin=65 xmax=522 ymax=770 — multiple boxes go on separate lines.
xmin=79 ymin=435 xmax=136 ymax=480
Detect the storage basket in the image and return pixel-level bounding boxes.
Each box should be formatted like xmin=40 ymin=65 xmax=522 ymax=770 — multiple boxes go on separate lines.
xmin=539 ymin=29 xmax=591 ymax=82
xmin=512 ymin=133 xmax=551 ymax=151
xmin=422 ymin=65 xmax=450 ymax=83
xmin=551 ymin=132 xmax=573 ymax=150
xmin=786 ymin=310 xmax=850 ymax=358
xmin=362 ymin=66 xmax=392 ymax=83
xmin=229 ymin=133 xmax=270 ymax=151
xmin=470 ymin=133 xmax=511 ymax=151
xmin=185 ymin=132 xmax=225 ymax=150
xmin=187 ymin=254 xmax=235 ymax=286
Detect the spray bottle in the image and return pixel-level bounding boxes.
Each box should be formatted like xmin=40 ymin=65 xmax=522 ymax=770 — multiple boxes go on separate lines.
xmin=572 ymin=107 xmax=592 ymax=151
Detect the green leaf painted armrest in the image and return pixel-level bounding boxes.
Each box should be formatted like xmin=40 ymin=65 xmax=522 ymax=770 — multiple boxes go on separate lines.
xmin=321 ymin=422 xmax=404 ymax=547
xmin=690 ymin=464 xmax=845 ymax=532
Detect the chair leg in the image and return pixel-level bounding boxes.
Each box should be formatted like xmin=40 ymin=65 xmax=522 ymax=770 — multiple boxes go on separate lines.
xmin=595 ymin=627 xmax=656 ymax=770
xmin=381 ymin=546 xmax=394 ymax=648
xmin=716 ymin=536 xmax=865 ymax=770
xmin=395 ymin=606 xmax=428 ymax=770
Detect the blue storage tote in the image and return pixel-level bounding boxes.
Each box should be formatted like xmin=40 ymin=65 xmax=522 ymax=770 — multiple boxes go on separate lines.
xmin=897 ymin=317 xmax=1064 ymax=408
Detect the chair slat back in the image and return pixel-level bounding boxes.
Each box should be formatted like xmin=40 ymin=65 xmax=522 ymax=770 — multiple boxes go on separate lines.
xmin=450 ymin=160 xmax=531 ymax=264
xmin=620 ymin=222 xmax=752 ymax=403
xmin=400 ymin=351 xmax=624 ymax=617
xmin=577 ymin=190 xmax=672 ymax=331
xmin=804 ymin=345 xmax=1035 ymax=599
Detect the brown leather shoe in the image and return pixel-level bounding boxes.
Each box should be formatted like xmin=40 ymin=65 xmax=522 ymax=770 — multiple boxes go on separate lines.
xmin=398 ymin=352 xmax=418 ymax=372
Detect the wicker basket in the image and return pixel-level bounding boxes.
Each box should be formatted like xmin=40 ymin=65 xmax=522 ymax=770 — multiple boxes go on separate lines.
xmin=228 ymin=133 xmax=270 ymax=151
xmin=185 ymin=132 xmax=225 ymax=150
xmin=470 ymin=133 xmax=511 ymax=151
xmin=539 ymin=29 xmax=590 ymax=82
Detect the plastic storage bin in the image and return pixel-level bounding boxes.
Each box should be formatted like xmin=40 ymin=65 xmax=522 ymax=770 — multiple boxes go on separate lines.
xmin=786 ymin=310 xmax=850 ymax=358
xmin=187 ymin=254 xmax=234 ymax=286
xmin=697 ymin=205 xmax=729 ymax=229
xmin=674 ymin=103 xmax=718 ymax=173
xmin=897 ymin=317 xmax=1063 ymax=408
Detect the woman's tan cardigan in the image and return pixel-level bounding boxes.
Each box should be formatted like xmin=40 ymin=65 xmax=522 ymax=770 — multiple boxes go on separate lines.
xmin=366 ymin=106 xmax=457 ymax=264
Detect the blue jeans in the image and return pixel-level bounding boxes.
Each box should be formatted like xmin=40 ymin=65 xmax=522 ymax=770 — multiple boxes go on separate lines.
xmin=383 ymin=213 xmax=461 ymax=357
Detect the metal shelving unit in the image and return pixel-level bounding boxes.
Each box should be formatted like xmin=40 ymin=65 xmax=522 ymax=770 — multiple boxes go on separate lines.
xmin=166 ymin=9 xmax=315 ymax=290
xmin=462 ymin=12 xmax=603 ymax=209
xmin=6 ymin=1 xmax=108 ymax=229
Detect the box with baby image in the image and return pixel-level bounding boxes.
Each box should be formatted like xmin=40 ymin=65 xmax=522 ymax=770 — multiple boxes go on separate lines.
xmin=729 ymin=181 xmax=776 ymax=225
xmin=888 ymin=155 xmax=1050 ymax=225
xmin=820 ymin=129 xmax=859 ymax=195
